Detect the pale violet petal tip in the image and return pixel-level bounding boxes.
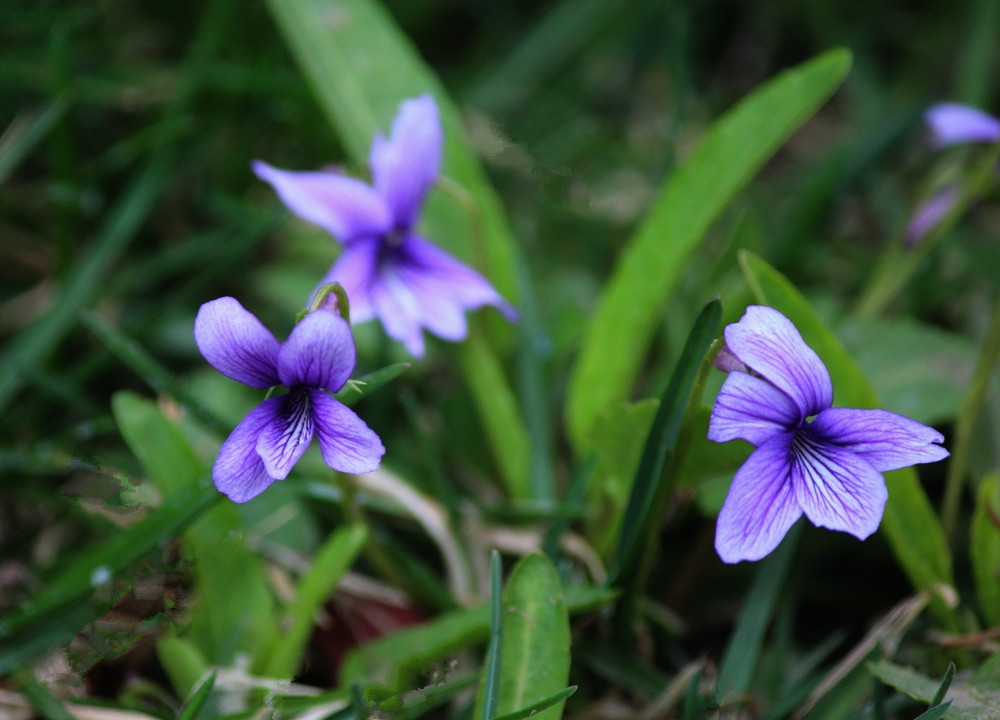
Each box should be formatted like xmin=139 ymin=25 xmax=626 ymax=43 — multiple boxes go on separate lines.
xmin=194 ymin=297 xmax=280 ymax=390
xmin=370 ymin=96 xmax=443 ymax=229
xmin=253 ymin=160 xmax=391 ymax=240
xmin=715 ymin=434 xmax=802 ymax=563
xmin=791 ymin=434 xmax=888 ymax=540
xmin=926 ymin=102 xmax=1000 ymax=148
xmin=724 ymin=306 xmax=833 ymax=419
xmin=905 ymin=187 xmax=961 ymax=248
xmin=310 ymin=390 xmax=386 ymax=474
xmin=277 ymin=308 xmax=356 ymax=391
xmin=810 ymin=407 xmax=949 ymax=473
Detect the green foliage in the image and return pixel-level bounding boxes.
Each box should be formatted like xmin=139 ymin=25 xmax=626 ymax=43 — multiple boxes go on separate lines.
xmin=565 ymin=49 xmax=852 ymax=450
xmin=971 ymin=474 xmax=1000 ymax=625
xmin=871 ymin=656 xmax=1000 ymax=720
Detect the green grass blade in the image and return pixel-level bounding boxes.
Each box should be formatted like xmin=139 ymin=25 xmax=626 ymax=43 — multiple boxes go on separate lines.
xmin=492 ymin=687 xmax=578 ymax=720
xmin=261 ymin=524 xmax=368 ymax=678
xmin=0 ymin=157 xmax=170 ymax=414
xmin=716 ymin=522 xmax=801 ymax=700
xmin=0 ymin=96 xmax=69 ymax=184
xmin=177 ymin=671 xmax=217 ymax=720
xmin=0 ymin=480 xmax=219 ymax=655
xmin=334 ymin=362 xmax=411 ymax=407
xmin=607 ymin=299 xmax=722 ymax=588
xmin=971 ymin=474 xmax=1000 ymax=625
xmin=739 ymin=250 xmax=955 ymax=623
xmin=16 ymin=671 xmax=76 ymax=720
xmin=338 ymin=584 xmax=615 ymax=693
xmin=479 ymin=550 xmax=504 ymax=720
xmin=82 ymin=310 xmax=229 ymax=436
xmin=566 ymin=49 xmax=852 ymax=450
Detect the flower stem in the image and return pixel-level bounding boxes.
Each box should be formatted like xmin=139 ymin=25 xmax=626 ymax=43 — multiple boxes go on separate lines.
xmin=941 ymin=296 xmax=1000 ymax=540
xmin=855 ymin=144 xmax=999 ymax=318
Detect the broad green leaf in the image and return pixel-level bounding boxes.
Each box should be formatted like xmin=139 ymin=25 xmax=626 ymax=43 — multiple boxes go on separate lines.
xmin=263 ymin=0 xmax=529 ymax=498
xmin=585 ymin=398 xmax=658 ymax=560
xmin=870 ymin=657 xmax=1000 ymax=720
xmin=971 ymin=474 xmax=1000 ymax=625
xmin=566 ymin=49 xmax=852 ymax=450
xmin=112 ymin=392 xmax=275 ymax=665
xmin=339 ymin=584 xmax=615 ymax=693
xmin=739 ymin=251 xmax=954 ymax=621
xmin=495 ymin=555 xmax=571 ymax=720
xmin=156 ymin=637 xmax=209 ymax=699
xmin=838 ymin=316 xmax=975 ymax=425
xmin=260 ymin=524 xmax=368 ymax=678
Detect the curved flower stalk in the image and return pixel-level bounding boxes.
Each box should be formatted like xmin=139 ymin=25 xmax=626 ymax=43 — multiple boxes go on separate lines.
xmin=708 ymin=306 xmax=948 ymax=563
xmin=906 ymin=103 xmax=1000 ymax=246
xmin=253 ymin=95 xmax=516 ymax=357
xmin=195 ymin=297 xmax=385 ymax=503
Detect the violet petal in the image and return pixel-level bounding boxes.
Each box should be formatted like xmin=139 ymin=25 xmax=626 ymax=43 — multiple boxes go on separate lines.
xmin=370 ymin=265 xmax=428 ymax=357
xmin=194 ymin=297 xmax=280 ymax=389
xmin=791 ymin=432 xmax=888 ymax=540
xmin=277 ymin=309 xmax=356 ymax=391
xmin=724 ymin=306 xmax=833 ymax=420
xmin=213 ymin=398 xmax=283 ymax=502
xmin=715 ymin=432 xmax=802 ymax=563
xmin=401 ymin=235 xmax=517 ymax=320
xmin=926 ymin=102 xmax=1000 ymax=148
xmin=708 ymin=371 xmax=801 ymax=446
xmin=252 ymin=160 xmax=391 ymax=241
xmin=809 ymin=407 xmax=949 ymax=472
xmin=314 ymin=238 xmax=380 ymax=324
xmin=309 ymin=389 xmax=385 ymax=474
xmin=905 ymin=186 xmax=961 ymax=248
xmin=369 ymin=95 xmax=443 ymax=230
xmin=255 ymin=391 xmax=315 ymax=480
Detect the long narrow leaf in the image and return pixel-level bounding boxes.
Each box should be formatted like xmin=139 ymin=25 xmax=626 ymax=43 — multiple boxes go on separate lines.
xmin=566 ymin=49 xmax=852 ymax=450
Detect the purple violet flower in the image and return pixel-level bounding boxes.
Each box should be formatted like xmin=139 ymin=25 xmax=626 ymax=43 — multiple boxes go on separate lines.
xmin=252 ymin=95 xmax=516 ymax=357
xmin=708 ymin=306 xmax=948 ymax=563
xmin=925 ymin=103 xmax=1000 ymax=148
xmin=905 ymin=185 xmax=961 ymax=248
xmin=195 ymin=297 xmax=385 ymax=503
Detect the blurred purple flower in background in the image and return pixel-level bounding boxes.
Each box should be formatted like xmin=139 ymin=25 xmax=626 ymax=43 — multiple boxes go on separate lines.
xmin=195 ymin=297 xmax=384 ymax=502
xmin=254 ymin=95 xmax=515 ymax=357
xmin=925 ymin=103 xmax=1000 ymax=148
xmin=708 ymin=306 xmax=948 ymax=563
xmin=906 ymin=103 xmax=1000 ymax=246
